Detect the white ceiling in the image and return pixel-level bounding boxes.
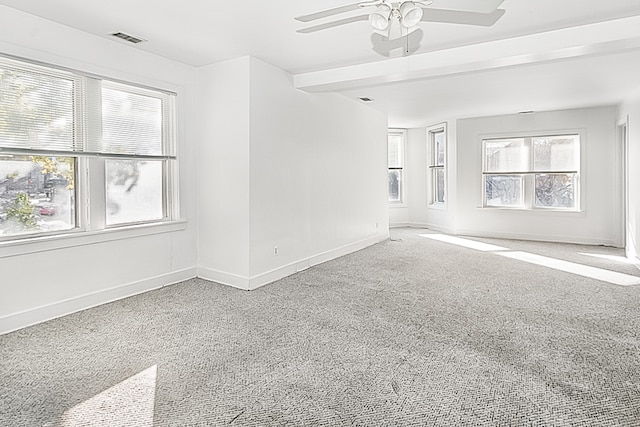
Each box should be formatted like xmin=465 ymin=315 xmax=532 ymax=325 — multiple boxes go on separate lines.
xmin=1 ymin=0 xmax=640 ymax=126
xmin=343 ymin=48 xmax=640 ymax=126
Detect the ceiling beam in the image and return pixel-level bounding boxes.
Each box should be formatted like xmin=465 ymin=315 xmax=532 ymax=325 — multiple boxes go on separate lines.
xmin=293 ymin=15 xmax=640 ymax=92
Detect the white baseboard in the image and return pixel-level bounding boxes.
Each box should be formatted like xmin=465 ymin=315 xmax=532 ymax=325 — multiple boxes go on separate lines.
xmin=196 ymin=267 xmax=251 ymax=290
xmin=249 ymin=233 xmax=389 ymax=290
xmin=389 ymin=222 xmax=410 ymax=228
xmin=198 ymin=233 xmax=389 ymax=291
xmin=406 ymin=222 xmax=453 ymax=234
xmin=393 ymin=223 xmax=620 ymax=247
xmin=390 ymin=222 xmax=456 ymax=235
xmin=454 ymin=228 xmax=619 ymax=247
xmin=0 ymin=267 xmax=197 ymax=335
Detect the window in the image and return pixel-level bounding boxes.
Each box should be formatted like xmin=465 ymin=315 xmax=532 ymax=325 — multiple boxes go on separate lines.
xmin=428 ymin=124 xmax=446 ymax=205
xmin=388 ymin=130 xmax=405 ymax=203
xmin=482 ymin=134 xmax=580 ymax=210
xmin=0 ymin=155 xmax=75 ymax=236
xmin=0 ymin=54 xmax=177 ymax=241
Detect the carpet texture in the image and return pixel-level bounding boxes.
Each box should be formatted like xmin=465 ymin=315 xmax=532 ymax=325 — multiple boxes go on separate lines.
xmin=1 ymin=228 xmax=640 ymax=426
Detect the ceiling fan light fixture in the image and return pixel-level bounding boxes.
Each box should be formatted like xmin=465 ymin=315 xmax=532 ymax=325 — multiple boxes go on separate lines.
xmin=369 ymin=4 xmax=392 ymax=31
xmin=399 ymin=1 xmax=424 ymax=28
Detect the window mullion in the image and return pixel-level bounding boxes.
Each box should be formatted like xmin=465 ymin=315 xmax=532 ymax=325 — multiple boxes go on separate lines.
xmin=526 ymin=137 xmax=534 ymax=209
xmin=86 ymin=157 xmax=106 ymax=231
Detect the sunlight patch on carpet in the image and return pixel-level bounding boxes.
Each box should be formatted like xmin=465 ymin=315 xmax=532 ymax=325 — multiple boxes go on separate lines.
xmin=45 ymin=365 xmax=157 ymax=427
xmin=419 ymin=234 xmax=508 ymax=252
xmin=499 ymin=251 xmax=640 ymax=286
xmin=579 ymin=252 xmax=637 ymax=264
xmin=419 ymin=233 xmax=640 ymax=286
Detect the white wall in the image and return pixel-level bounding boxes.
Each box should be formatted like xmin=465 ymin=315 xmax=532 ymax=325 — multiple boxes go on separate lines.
xmin=197 ymin=58 xmax=251 ymax=282
xmin=620 ymin=88 xmax=640 ymax=259
xmin=0 ymin=6 xmax=199 ymax=334
xmin=455 ymin=106 xmax=621 ymax=246
xmin=198 ymin=57 xmax=389 ymax=290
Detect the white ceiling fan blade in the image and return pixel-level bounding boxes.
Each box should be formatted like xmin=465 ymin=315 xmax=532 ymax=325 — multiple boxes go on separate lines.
xmin=297 ymin=15 xmax=369 ymax=33
xmin=421 ymin=8 xmax=505 ymax=26
xmin=295 ymin=2 xmax=371 ymax=23
xmin=429 ymin=0 xmax=505 ymax=14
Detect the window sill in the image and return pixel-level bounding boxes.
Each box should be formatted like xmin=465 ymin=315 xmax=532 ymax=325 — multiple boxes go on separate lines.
xmin=428 ymin=203 xmax=447 ymax=211
xmin=0 ymin=220 xmax=187 ymax=259
xmin=389 ymin=203 xmax=407 ymax=208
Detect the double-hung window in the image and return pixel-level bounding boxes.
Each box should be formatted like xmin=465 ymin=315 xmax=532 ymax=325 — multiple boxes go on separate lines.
xmin=388 ymin=130 xmax=405 ymax=203
xmin=482 ymin=134 xmax=580 ymax=210
xmin=100 ymin=81 xmax=176 ymax=226
xmin=428 ymin=124 xmax=446 ymax=205
xmin=0 ymin=54 xmax=177 ymax=241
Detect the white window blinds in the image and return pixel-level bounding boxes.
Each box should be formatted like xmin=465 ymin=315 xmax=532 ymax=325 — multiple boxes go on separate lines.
xmin=0 ymin=58 xmax=82 ymax=152
xmin=0 ymin=55 xmax=176 ymax=159
xmin=98 ymin=81 xmax=175 ymax=157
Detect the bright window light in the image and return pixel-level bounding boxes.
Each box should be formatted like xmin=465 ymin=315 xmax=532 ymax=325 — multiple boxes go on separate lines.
xmin=419 ymin=232 xmax=640 ymax=287
xmin=498 ymin=251 xmax=640 ymax=286
xmin=47 ymin=365 xmax=157 ymax=427
xmin=579 ymin=253 xmax=638 ymax=264
xmin=482 ymin=134 xmax=580 ymax=210
xmin=419 ymin=234 xmax=508 ymax=252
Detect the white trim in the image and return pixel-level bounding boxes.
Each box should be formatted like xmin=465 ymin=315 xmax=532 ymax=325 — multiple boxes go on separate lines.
xmin=405 ymin=221 xmax=453 ymax=234
xmin=389 ymin=222 xmax=411 ymax=228
xmin=196 ymin=267 xmax=250 ymax=291
xmin=0 ymin=267 xmax=197 ymax=335
xmin=390 ymin=222 xmax=453 ymax=234
xmin=251 ymin=233 xmax=388 ymax=290
xmin=199 ymin=233 xmax=389 ymax=291
xmin=428 ymin=202 xmax=447 ymax=211
xmin=616 ymin=116 xmax=630 ymax=255
xmin=0 ymin=220 xmax=187 ymax=259
xmin=453 ymin=228 xmax=618 ymax=247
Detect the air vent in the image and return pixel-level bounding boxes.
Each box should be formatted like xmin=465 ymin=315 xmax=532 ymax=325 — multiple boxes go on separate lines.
xmin=110 ymin=32 xmax=147 ymax=44
xmin=359 ymin=97 xmax=374 ymax=102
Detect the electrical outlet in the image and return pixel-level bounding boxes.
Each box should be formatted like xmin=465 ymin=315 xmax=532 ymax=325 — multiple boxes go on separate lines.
xmin=274 ymin=246 xmax=279 ymax=256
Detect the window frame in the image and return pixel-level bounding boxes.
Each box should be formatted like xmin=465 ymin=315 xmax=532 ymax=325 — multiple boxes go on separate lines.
xmin=427 ymin=123 xmax=447 ymax=207
xmin=0 ymin=52 xmax=181 ymax=247
xmin=388 ymin=129 xmax=406 ymax=205
xmin=481 ymin=131 xmax=583 ymax=212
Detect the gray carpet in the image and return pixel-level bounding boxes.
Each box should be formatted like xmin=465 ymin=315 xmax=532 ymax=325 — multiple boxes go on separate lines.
xmin=2 ymin=228 xmax=640 ymax=426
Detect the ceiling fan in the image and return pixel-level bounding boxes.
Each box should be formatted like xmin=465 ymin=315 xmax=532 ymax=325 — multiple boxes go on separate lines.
xmin=295 ymin=0 xmax=506 ymax=41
